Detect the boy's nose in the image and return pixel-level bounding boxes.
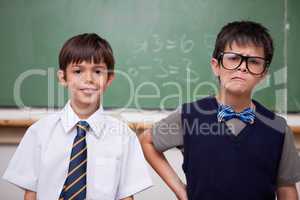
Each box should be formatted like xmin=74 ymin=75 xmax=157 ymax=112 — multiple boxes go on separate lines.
xmin=237 ymin=59 xmax=248 ymax=73
xmin=84 ymin=72 xmax=93 ymax=83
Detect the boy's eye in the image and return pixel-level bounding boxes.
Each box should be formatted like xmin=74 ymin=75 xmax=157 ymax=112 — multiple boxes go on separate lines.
xmin=95 ymin=70 xmax=101 ymax=74
xmin=74 ymin=70 xmax=81 ymax=74
xmin=227 ymin=55 xmax=239 ymax=61
xmin=249 ymin=60 xmax=258 ymax=65
xmin=248 ymin=59 xmax=262 ymax=65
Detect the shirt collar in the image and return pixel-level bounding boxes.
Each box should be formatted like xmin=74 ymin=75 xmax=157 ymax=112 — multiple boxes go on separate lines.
xmin=60 ymin=101 xmax=105 ymax=138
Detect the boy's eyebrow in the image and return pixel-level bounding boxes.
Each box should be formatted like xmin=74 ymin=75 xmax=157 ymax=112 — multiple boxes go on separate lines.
xmin=93 ymin=64 xmax=107 ymax=68
xmin=70 ymin=63 xmax=107 ymax=68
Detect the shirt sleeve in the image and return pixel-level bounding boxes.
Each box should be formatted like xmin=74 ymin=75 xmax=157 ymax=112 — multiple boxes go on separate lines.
xmin=277 ymin=126 xmax=300 ymax=187
xmin=151 ymin=106 xmax=184 ymax=152
xmin=116 ymin=128 xmax=153 ymax=199
xmin=2 ymin=126 xmax=41 ymax=192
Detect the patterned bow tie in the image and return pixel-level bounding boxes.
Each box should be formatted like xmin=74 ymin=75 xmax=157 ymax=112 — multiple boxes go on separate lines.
xmin=217 ymin=104 xmax=255 ymax=124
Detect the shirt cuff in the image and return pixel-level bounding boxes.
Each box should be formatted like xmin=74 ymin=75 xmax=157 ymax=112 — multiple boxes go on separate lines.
xmin=2 ymin=170 xmax=37 ymax=192
xmin=116 ymin=180 xmax=153 ymax=199
xmin=277 ymin=174 xmax=300 ymax=187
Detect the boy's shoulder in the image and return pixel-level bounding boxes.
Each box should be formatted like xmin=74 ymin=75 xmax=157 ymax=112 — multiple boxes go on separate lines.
xmin=22 ymin=112 xmax=61 ymax=144
xmin=29 ymin=112 xmax=60 ymax=132
xmin=98 ymin=113 xmax=136 ymax=138
xmin=253 ymin=99 xmax=288 ymax=133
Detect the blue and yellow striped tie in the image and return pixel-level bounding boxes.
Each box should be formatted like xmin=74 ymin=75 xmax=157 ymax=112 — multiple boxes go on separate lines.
xmin=59 ymin=121 xmax=89 ymax=200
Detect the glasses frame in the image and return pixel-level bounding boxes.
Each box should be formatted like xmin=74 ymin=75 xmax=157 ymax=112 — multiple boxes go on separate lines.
xmin=218 ymin=52 xmax=270 ymax=75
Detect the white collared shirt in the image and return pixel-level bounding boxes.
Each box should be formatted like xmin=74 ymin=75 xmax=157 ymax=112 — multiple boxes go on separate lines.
xmin=3 ymin=102 xmax=152 ymax=200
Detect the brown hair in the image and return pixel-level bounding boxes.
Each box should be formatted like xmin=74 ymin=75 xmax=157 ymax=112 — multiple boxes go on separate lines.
xmin=212 ymin=21 xmax=274 ymax=65
xmin=59 ymin=33 xmax=115 ymax=75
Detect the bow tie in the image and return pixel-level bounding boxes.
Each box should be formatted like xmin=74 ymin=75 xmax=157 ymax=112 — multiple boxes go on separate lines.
xmin=217 ymin=104 xmax=255 ymax=124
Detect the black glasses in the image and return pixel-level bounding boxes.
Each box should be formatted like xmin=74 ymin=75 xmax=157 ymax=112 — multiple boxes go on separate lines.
xmin=218 ymin=52 xmax=270 ymax=75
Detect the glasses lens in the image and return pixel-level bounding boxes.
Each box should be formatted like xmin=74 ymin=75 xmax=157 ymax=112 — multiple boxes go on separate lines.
xmin=247 ymin=57 xmax=266 ymax=74
xmin=222 ymin=53 xmax=242 ymax=70
xmin=221 ymin=53 xmax=267 ymax=75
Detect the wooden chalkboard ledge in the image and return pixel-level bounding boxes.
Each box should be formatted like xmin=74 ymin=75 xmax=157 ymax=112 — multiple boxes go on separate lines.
xmin=0 ymin=111 xmax=299 ymax=145
xmin=0 ymin=118 xmax=299 ymax=134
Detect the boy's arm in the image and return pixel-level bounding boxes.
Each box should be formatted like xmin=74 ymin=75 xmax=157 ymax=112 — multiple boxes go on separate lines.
xmin=24 ymin=190 xmax=36 ymax=200
xmin=115 ymin=127 xmax=152 ymax=199
xmin=139 ymin=129 xmax=187 ymax=200
xmin=3 ymin=125 xmax=40 ymax=197
xmin=276 ymin=184 xmax=299 ymax=200
xmin=276 ymin=125 xmax=300 ymax=200
xmin=120 ymin=196 xmax=133 ymax=200
xmin=276 ymin=124 xmax=300 ymax=200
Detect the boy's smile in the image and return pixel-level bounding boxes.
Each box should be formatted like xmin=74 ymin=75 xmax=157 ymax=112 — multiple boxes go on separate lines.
xmin=58 ymin=60 xmax=114 ymax=118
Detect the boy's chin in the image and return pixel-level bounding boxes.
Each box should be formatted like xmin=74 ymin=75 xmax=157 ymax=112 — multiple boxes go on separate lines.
xmin=225 ymin=86 xmax=251 ymax=97
xmin=74 ymin=96 xmax=101 ymax=108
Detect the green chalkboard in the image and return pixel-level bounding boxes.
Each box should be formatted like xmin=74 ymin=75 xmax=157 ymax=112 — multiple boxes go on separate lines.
xmin=287 ymin=0 xmax=300 ymax=112
xmin=0 ymin=0 xmax=299 ymax=112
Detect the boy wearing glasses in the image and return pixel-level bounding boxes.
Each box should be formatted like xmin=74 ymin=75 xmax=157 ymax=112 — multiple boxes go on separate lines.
xmin=139 ymin=21 xmax=300 ymax=200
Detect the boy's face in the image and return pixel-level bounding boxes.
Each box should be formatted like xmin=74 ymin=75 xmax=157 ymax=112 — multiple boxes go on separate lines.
xmin=58 ymin=60 xmax=114 ymax=110
xmin=211 ymin=42 xmax=267 ymax=97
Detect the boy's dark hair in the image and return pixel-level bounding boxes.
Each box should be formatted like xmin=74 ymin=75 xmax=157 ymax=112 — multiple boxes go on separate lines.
xmin=212 ymin=21 xmax=274 ymax=64
xmin=59 ymin=33 xmax=115 ymax=75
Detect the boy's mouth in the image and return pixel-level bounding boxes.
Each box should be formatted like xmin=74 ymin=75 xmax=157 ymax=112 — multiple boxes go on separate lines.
xmin=231 ymin=76 xmax=246 ymax=81
xmin=80 ymin=88 xmax=98 ymax=94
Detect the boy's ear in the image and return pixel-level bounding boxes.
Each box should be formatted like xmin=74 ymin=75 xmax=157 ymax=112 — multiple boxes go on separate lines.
xmin=211 ymin=58 xmax=220 ymax=77
xmin=57 ymin=70 xmax=67 ymax=87
xmin=263 ymin=67 xmax=269 ymax=77
xmin=257 ymin=68 xmax=269 ymax=83
xmin=104 ymin=73 xmax=115 ymax=89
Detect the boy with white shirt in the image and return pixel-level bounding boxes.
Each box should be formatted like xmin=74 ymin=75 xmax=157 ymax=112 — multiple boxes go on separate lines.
xmin=3 ymin=33 xmax=152 ymax=200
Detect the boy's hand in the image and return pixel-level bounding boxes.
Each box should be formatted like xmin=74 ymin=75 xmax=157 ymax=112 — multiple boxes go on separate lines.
xmin=120 ymin=196 xmax=133 ymax=200
xmin=139 ymin=129 xmax=187 ymax=200
xmin=277 ymin=184 xmax=299 ymax=200
xmin=24 ymin=190 xmax=36 ymax=200
xmin=175 ymin=182 xmax=188 ymax=200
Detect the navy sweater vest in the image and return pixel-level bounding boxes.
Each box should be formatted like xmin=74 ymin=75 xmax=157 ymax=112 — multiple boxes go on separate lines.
xmin=181 ymin=97 xmax=285 ymax=200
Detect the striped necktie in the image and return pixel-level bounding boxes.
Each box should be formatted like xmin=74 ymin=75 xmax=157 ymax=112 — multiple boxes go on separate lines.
xmin=217 ymin=104 xmax=255 ymax=124
xmin=59 ymin=121 xmax=89 ymax=200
